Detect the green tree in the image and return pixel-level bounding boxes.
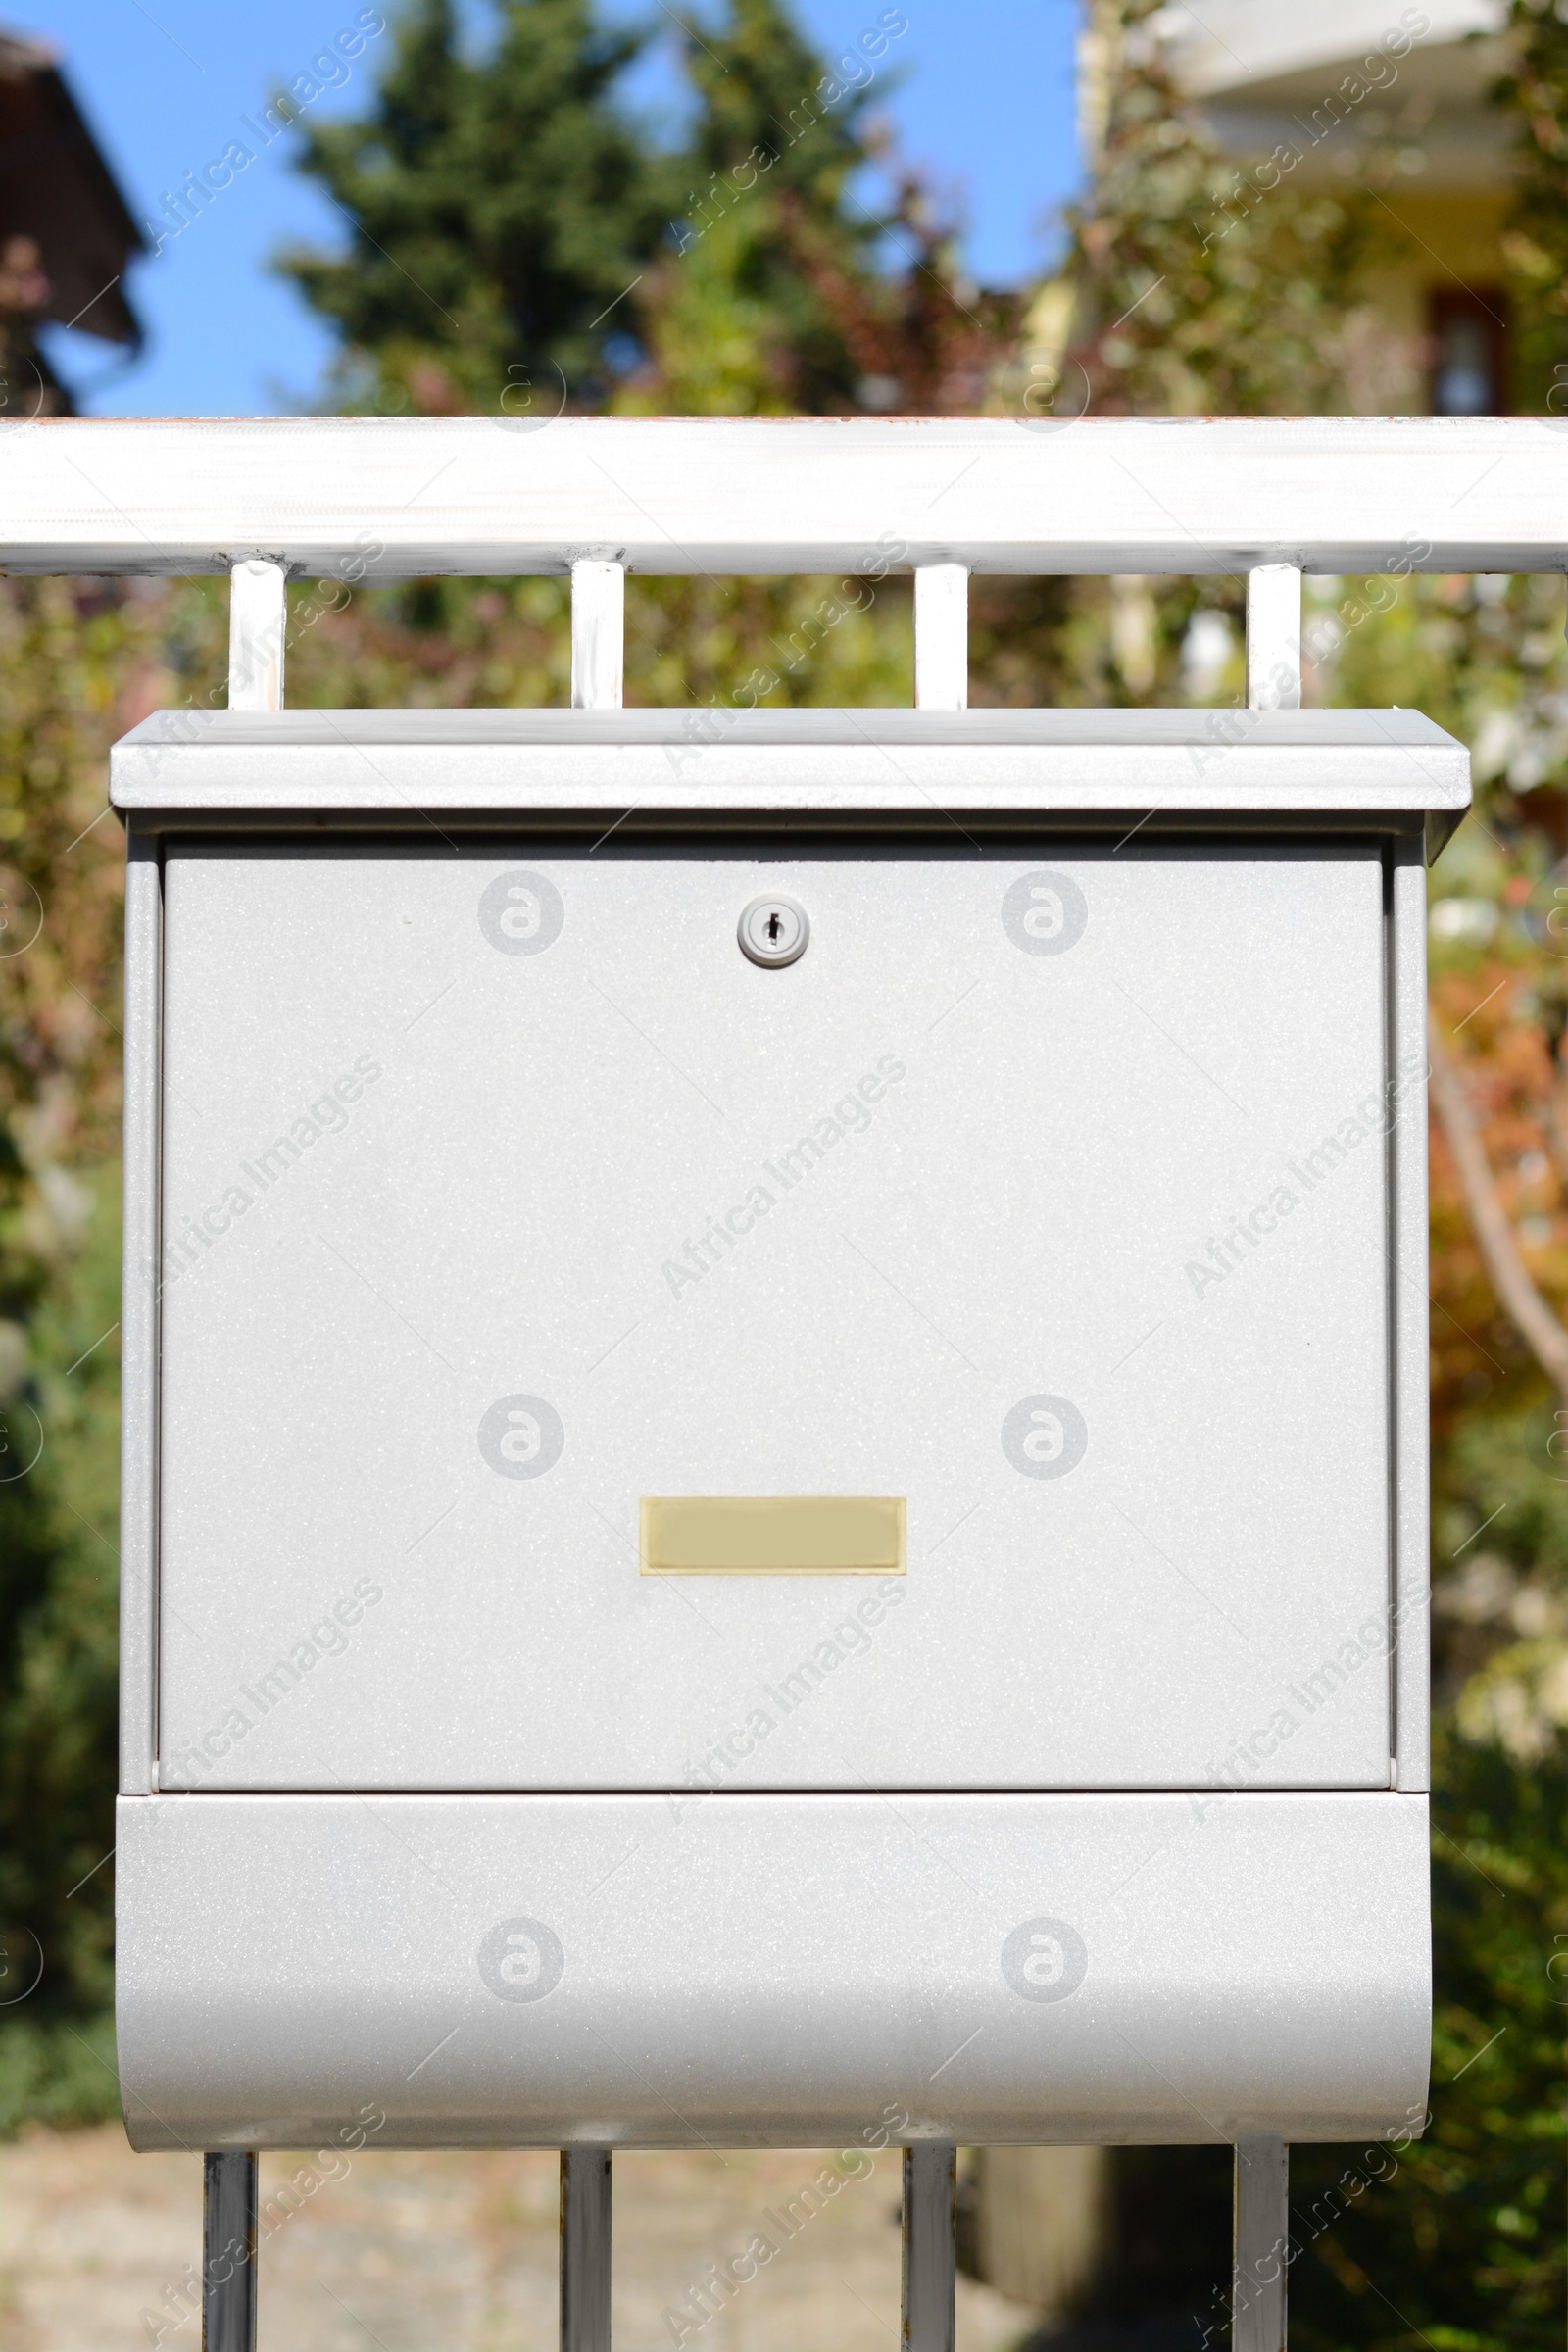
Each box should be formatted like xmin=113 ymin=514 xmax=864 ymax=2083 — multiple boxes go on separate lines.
xmin=277 ymin=0 xmax=675 ymax=412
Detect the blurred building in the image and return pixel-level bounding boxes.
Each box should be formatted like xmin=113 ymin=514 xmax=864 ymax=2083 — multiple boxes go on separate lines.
xmin=1159 ymin=0 xmax=1512 ymax=413
xmin=0 ymin=23 xmax=143 ymax=413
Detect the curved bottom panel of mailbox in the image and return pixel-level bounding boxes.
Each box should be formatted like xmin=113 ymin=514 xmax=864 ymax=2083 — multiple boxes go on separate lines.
xmin=116 ymin=1790 xmax=1430 ymax=2150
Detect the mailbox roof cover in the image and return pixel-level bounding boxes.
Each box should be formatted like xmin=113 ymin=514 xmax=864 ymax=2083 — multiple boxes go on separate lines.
xmin=112 ymin=704 xmax=1469 ymax=855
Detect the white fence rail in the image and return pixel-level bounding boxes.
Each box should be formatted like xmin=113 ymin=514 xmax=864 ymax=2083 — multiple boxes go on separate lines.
xmin=7 ymin=413 xmax=1559 ymax=715
xmin=0 ymin=414 xmax=1561 ymax=577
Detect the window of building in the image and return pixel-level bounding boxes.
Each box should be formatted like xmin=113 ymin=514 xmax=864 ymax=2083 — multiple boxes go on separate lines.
xmin=1430 ymin=290 xmax=1509 ymax=415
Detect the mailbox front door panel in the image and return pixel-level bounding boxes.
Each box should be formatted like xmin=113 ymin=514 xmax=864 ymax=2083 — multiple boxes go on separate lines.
xmin=158 ymin=844 xmax=1394 ymax=1791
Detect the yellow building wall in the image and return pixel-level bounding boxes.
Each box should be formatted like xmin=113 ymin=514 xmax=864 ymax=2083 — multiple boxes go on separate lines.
xmin=1360 ymin=188 xmax=1510 ymax=322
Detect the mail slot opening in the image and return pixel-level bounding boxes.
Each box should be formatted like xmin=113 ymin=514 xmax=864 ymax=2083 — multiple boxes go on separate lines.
xmin=641 ymin=1495 xmax=906 ymax=1575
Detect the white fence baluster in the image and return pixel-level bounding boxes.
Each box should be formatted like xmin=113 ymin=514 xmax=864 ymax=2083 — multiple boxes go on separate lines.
xmin=227 ymin=559 xmax=286 ymax=712
xmin=571 ymin=560 xmax=625 ymax=709
xmin=1247 ymin=564 xmax=1302 ymax=710
xmin=914 ymin=563 xmax=969 ymax=710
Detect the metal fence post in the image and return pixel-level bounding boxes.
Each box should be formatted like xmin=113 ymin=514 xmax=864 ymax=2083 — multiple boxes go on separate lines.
xmin=561 ymin=2146 xmax=612 ymax=2351
xmin=202 ymin=2150 xmax=258 ymax=2352
xmin=902 ymin=2142 xmax=956 ymax=2352
xmin=1233 ymin=2133 xmax=1289 ymax=2352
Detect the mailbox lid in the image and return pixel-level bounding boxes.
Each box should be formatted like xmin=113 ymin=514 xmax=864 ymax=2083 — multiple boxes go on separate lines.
xmin=156 ymin=840 xmax=1396 ymax=1791
xmin=111 ymin=705 xmax=1471 ymax=857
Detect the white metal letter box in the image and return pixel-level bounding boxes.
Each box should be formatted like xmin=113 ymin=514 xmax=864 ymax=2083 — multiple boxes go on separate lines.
xmin=111 ymin=706 xmax=1462 ymax=2153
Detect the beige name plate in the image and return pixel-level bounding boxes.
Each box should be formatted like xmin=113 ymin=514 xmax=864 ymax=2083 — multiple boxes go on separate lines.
xmin=640 ymin=1495 xmax=906 ymax=1576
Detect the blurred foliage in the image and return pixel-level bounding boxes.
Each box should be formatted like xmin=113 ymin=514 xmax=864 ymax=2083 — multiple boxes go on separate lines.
xmin=0 ymin=1165 xmax=122 ymax=2131
xmin=1290 ymin=1727 xmax=1568 ymax=2352
xmin=1499 ymin=0 xmax=1568 ymax=413
xmin=0 ymin=575 xmax=148 ymax=2121
xmin=1059 ymin=0 xmax=1388 ymax=416
xmin=280 ymin=558 xmax=918 ymax=712
xmin=0 ymin=2007 xmax=117 ymax=2136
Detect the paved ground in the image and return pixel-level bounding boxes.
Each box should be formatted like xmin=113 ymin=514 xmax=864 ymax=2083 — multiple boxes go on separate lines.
xmin=0 ymin=2127 xmax=1038 ymax=2351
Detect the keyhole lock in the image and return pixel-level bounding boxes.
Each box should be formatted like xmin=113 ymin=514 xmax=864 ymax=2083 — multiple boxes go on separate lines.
xmin=738 ymin=893 xmax=809 ymax=968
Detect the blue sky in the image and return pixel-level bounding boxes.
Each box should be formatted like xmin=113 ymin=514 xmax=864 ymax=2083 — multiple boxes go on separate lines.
xmin=35 ymin=0 xmax=1081 ymax=416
